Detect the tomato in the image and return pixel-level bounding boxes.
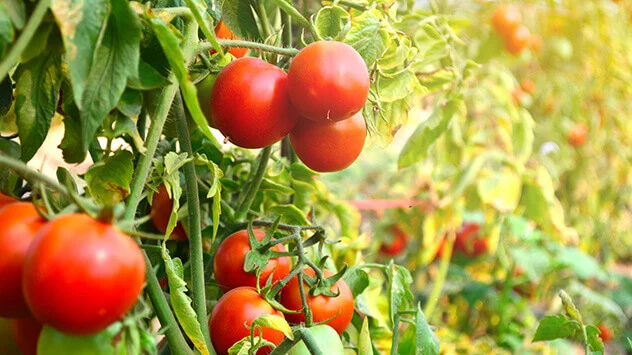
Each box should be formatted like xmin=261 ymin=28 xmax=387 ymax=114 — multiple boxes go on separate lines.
xmin=11 ymin=318 xmax=42 ymax=355
xmin=213 ymin=229 xmax=291 ymax=292
xmin=454 ymin=223 xmax=488 ymax=257
xmin=504 ymin=25 xmax=531 ymax=55
xmin=209 ymin=287 xmax=286 ymax=355
xmin=491 ymin=4 xmax=521 ymax=36
xmin=280 ymin=269 xmax=354 ymax=334
xmin=597 ymin=323 xmax=613 ymax=342
xmin=511 ymin=88 xmax=523 ymax=104
xmin=290 ymin=111 xmax=366 ymax=173
xmin=520 ymin=79 xmax=535 ymax=95
xmin=288 ymin=325 xmax=344 ymax=355
xmin=0 ymin=202 xmax=46 ymax=318
xmin=37 ymin=323 xmax=122 ymax=355
xmin=0 ymin=318 xmax=19 ymax=354
xmin=0 ymin=193 xmax=15 ymax=207
xmin=150 ymin=184 xmax=187 ymax=241
xmin=379 ymin=225 xmax=408 ymax=257
xmin=23 ymin=214 xmax=145 ymax=335
xmin=210 ymin=57 xmax=299 ymax=149
xmin=288 ymin=41 xmax=370 ymax=122
xmin=568 ymin=123 xmax=588 ymax=147
xmin=196 ymin=72 xmax=219 ymax=129
xmin=529 ymin=34 xmax=543 ymax=52
xmin=212 ymin=20 xmax=249 ymax=58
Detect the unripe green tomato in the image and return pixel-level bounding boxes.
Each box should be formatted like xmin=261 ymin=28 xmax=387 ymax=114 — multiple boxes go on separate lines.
xmin=0 ymin=318 xmax=19 ymax=354
xmin=289 ymin=325 xmax=344 ymax=355
xmin=196 ymin=72 xmax=218 ymax=128
xmin=37 ymin=323 xmax=122 ymax=355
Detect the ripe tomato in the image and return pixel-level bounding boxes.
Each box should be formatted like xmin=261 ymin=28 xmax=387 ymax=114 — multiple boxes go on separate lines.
xmin=23 ymin=214 xmax=145 ymax=335
xmin=150 ymin=184 xmax=187 ymax=241
xmin=520 ymin=79 xmax=535 ymax=95
xmin=290 ymin=111 xmax=366 ymax=173
xmin=0 ymin=202 xmax=46 ymax=318
xmin=568 ymin=123 xmax=588 ymax=147
xmin=213 ymin=20 xmax=249 ymax=58
xmin=11 ymin=318 xmax=42 ymax=355
xmin=0 ymin=193 xmax=15 ymax=208
xmin=454 ymin=223 xmax=488 ymax=257
xmin=504 ymin=25 xmax=531 ymax=55
xmin=213 ymin=229 xmax=291 ymax=292
xmin=597 ymin=323 xmax=613 ymax=342
xmin=288 ymin=325 xmax=344 ymax=355
xmin=288 ymin=41 xmax=370 ymax=122
xmin=280 ymin=269 xmax=354 ymax=334
xmin=210 ymin=57 xmax=298 ymax=148
xmin=379 ymin=225 xmax=408 ymax=257
xmin=491 ymin=4 xmax=521 ymax=36
xmin=209 ymin=287 xmax=286 ymax=355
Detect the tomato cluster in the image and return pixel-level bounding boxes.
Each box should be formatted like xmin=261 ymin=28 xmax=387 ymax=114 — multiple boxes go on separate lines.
xmin=210 ymin=229 xmax=355 ymax=353
xmin=491 ymin=5 xmax=538 ymax=56
xmin=0 ymin=199 xmax=146 ymax=351
xmin=204 ymin=37 xmax=369 ymax=172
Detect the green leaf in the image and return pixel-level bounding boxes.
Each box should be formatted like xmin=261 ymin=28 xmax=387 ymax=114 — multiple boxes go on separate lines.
xmin=1 ymin=0 xmax=25 ymax=30
xmin=20 ymin=22 xmax=54 ymax=63
xmin=378 ymin=32 xmax=415 ymax=71
xmin=313 ymin=6 xmax=350 ymax=40
xmin=417 ymin=69 xmax=458 ymax=93
xmin=84 ymin=150 xmax=134 ymax=205
xmin=112 ymin=114 xmax=146 ymax=154
xmin=398 ymin=98 xmax=465 ymax=168
xmin=253 ymin=314 xmax=293 ymax=339
xmin=415 ymin=304 xmax=440 ymax=355
xmin=220 ymin=0 xmax=261 ymax=40
xmin=58 ymin=110 xmax=85 ymax=163
xmin=342 ymin=267 xmax=369 ymax=297
xmin=555 ymin=247 xmax=606 ymax=281
xmin=79 ymin=0 xmax=140 ymax=153
xmin=0 ymin=5 xmax=14 ymax=58
xmin=260 ymin=178 xmax=294 ymax=195
xmin=510 ymin=247 xmax=552 ymax=280
xmin=162 ymin=248 xmax=210 ymax=355
xmin=476 ymin=168 xmax=522 ymax=213
xmin=378 ymin=69 xmax=420 ymax=103
xmin=0 ymin=75 xmax=12 ymax=116
xmin=0 ymin=137 xmax=19 ymax=158
xmin=271 ymin=0 xmax=310 ymax=28
xmin=127 ymin=59 xmax=170 ymax=90
xmin=344 ymin=9 xmax=390 ymax=67
xmin=269 ymin=204 xmax=309 ymax=226
xmin=532 ymin=315 xmax=581 ymax=342
xmin=386 ymin=263 xmax=414 ymax=325
xmin=14 ymin=55 xmax=63 ymax=161
xmin=512 ymin=109 xmax=534 ymax=163
xmin=357 ymin=317 xmax=372 ymax=355
xmin=585 ymin=325 xmax=605 ymax=353
xmin=38 ymin=323 xmax=123 ymax=355
xmin=117 ymin=88 xmax=143 ymax=117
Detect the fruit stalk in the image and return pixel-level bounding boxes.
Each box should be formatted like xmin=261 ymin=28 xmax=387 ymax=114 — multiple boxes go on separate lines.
xmin=198 ymin=40 xmax=299 ymax=57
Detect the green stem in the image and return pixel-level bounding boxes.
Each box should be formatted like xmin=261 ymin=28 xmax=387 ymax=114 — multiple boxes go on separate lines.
xmin=251 ymin=0 xmax=273 ymax=39
xmin=0 ymin=154 xmax=70 ymax=199
xmin=293 ymin=232 xmax=313 ymax=325
xmin=0 ymin=0 xmax=51 ymax=81
xmin=298 ymin=328 xmax=324 ymax=355
xmin=269 ymin=334 xmax=301 ymax=355
xmin=143 ymin=253 xmax=193 ymax=355
xmin=390 ymin=314 xmax=400 ymax=355
xmin=234 ymin=220 xmax=324 ymax=233
xmin=198 ymin=40 xmax=299 ymax=57
xmin=235 ymin=146 xmax=272 ymax=220
xmin=423 ymin=231 xmax=455 ymax=319
xmin=181 ymin=0 xmax=224 ymax=58
xmin=174 ymin=92 xmax=213 ymax=352
xmin=154 ymin=7 xmax=193 ymax=18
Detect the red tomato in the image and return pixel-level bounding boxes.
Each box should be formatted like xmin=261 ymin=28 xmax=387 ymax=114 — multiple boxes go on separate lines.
xmin=209 ymin=287 xmax=286 ymax=355
xmin=288 ymin=41 xmax=370 ymax=122
xmin=210 ymin=57 xmax=299 ymax=148
xmin=597 ymin=323 xmax=613 ymax=342
xmin=520 ymin=79 xmax=535 ymax=95
xmin=213 ymin=20 xmax=249 ymax=58
xmin=280 ymin=269 xmax=354 ymax=334
xmin=23 ymin=214 xmax=145 ymax=335
xmin=504 ymin=25 xmax=531 ymax=55
xmin=290 ymin=111 xmax=366 ymax=172
xmin=491 ymin=4 xmax=521 ymax=36
xmin=568 ymin=123 xmax=588 ymax=147
xmin=454 ymin=223 xmax=488 ymax=257
xmin=150 ymin=184 xmax=187 ymax=241
xmin=379 ymin=225 xmax=408 ymax=257
xmin=0 ymin=202 xmax=46 ymax=318
xmin=213 ymin=229 xmax=291 ymax=292
xmin=11 ymin=318 xmax=42 ymax=355
xmin=0 ymin=193 xmax=15 ymax=208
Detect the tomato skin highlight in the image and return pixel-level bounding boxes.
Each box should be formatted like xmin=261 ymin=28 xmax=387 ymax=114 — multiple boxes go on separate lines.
xmin=23 ymin=214 xmax=146 ymax=335
xmin=209 ymin=287 xmax=286 ymax=355
xmin=150 ymin=184 xmax=188 ymax=241
xmin=213 ymin=229 xmax=291 ymax=292
xmin=288 ymin=41 xmax=370 ymax=122
xmin=504 ymin=25 xmax=531 ymax=55
xmin=290 ymin=111 xmax=366 ymax=173
xmin=11 ymin=318 xmax=42 ymax=355
xmin=379 ymin=225 xmax=408 ymax=257
xmin=280 ymin=269 xmax=354 ymax=334
xmin=568 ymin=122 xmax=588 ymax=147
xmin=0 ymin=203 xmax=46 ymax=318
xmin=212 ymin=20 xmax=249 ymax=58
xmin=491 ymin=4 xmax=521 ymax=36
xmin=210 ymin=57 xmax=299 ymax=149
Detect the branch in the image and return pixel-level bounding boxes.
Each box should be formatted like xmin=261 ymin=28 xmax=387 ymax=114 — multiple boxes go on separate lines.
xmin=198 ymin=40 xmax=299 ymax=57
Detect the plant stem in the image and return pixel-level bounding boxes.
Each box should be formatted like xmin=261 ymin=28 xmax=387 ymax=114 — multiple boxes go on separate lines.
xmin=234 ymin=220 xmax=325 ymax=233
xmin=154 ymin=7 xmax=193 ymax=18
xmin=0 ymin=154 xmax=70 ymax=199
xmin=251 ymin=0 xmax=273 ymax=39
xmin=423 ymin=230 xmax=455 ymax=319
xmin=198 ymin=40 xmax=299 ymax=57
xmin=269 ymin=331 xmax=301 ymax=355
xmin=0 ymin=0 xmax=51 ymax=81
xmin=298 ymin=328 xmax=324 ymax=355
xmin=144 ymin=253 xmax=194 ymax=355
xmin=174 ymin=92 xmax=213 ymax=352
xmin=390 ymin=314 xmax=401 ymax=355
xmin=235 ymin=146 xmax=272 ymax=220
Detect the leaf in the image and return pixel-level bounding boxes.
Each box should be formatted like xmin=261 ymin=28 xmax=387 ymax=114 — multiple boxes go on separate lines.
xmin=398 ymin=98 xmax=465 ymax=168
xmin=377 ymin=70 xmax=420 ymax=103
xmin=79 ymin=0 xmax=140 ymax=153
xmin=20 ymin=22 xmax=54 ymax=63
xmin=112 ymin=114 xmax=146 ymax=154
xmin=417 ymin=69 xmax=458 ymax=93
xmin=271 ymin=0 xmax=310 ymax=28
xmin=555 ymin=246 xmax=606 ymax=281
xmin=117 ymin=88 xmax=143 ymax=117
xmin=84 ymin=150 xmax=134 ymax=205
xmin=344 ymin=9 xmax=390 ymax=67
xmin=510 ymin=247 xmax=552 ymax=280
xmin=14 ymin=55 xmax=63 ymax=161
xmin=269 ymin=204 xmax=309 ymax=226
xmin=313 ymin=6 xmax=350 ymax=40
xmin=512 ymin=108 xmax=534 ymax=163
xmin=253 ymin=314 xmax=293 ymax=339
xmin=378 ymin=31 xmax=414 ymax=71
xmin=343 ymin=267 xmax=370 ymax=297
xmin=162 ymin=248 xmax=210 ymax=355
xmin=0 ymin=75 xmax=12 ymax=116
xmin=1 ymin=0 xmax=25 ymax=30
xmin=357 ymin=317 xmax=372 ymax=355
xmin=127 ymin=59 xmax=170 ymax=90
xmin=260 ymin=178 xmax=294 ymax=195
xmin=415 ymin=304 xmax=440 ymax=355
xmin=585 ymin=325 xmax=605 ymax=353
xmin=220 ymin=0 xmax=260 ymax=40
xmin=0 ymin=5 xmax=14 ymax=58
xmin=532 ymin=315 xmax=581 ymax=342
xmin=37 ymin=323 xmax=123 ymax=355
xmin=147 ymin=15 xmax=219 ymax=147
xmin=386 ymin=263 xmax=414 ymax=325
xmin=476 ymin=168 xmax=522 ymax=213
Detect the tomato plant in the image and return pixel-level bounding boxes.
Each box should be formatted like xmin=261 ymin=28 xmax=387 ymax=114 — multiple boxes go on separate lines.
xmin=23 ymin=214 xmax=145 ymax=335
xmin=11 ymin=318 xmax=42 ymax=355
